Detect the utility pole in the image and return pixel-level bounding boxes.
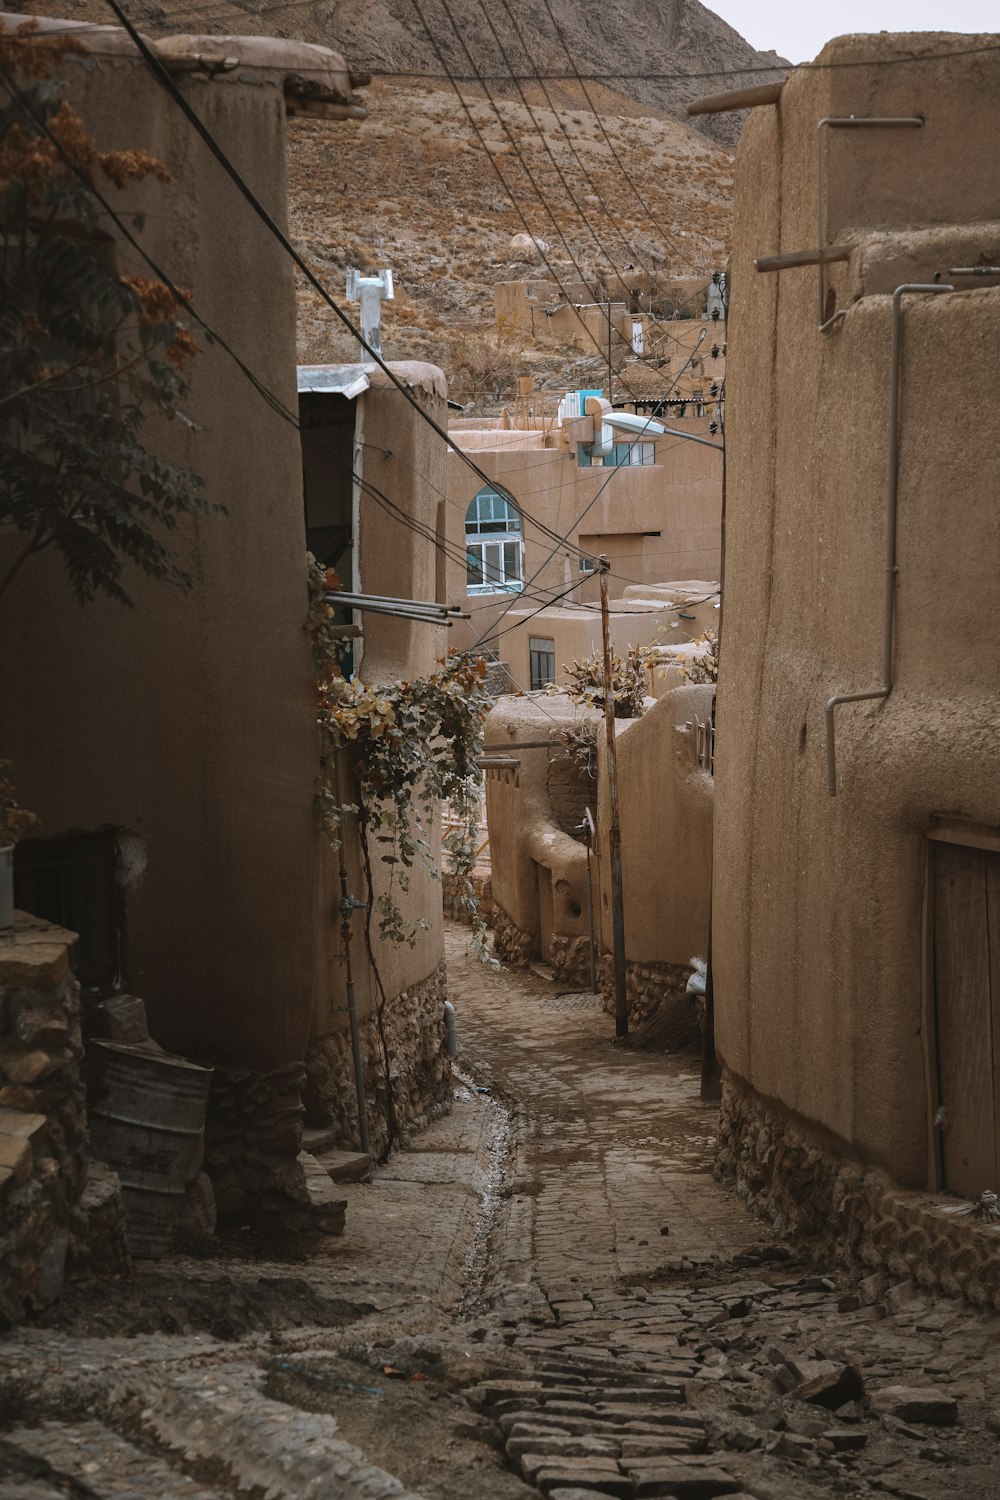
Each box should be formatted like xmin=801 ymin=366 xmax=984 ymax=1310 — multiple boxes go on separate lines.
xmin=599 ymin=559 xmax=628 ymax=1038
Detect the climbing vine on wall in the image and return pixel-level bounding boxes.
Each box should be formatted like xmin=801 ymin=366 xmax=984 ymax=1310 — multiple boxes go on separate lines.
xmin=307 ymin=554 xmax=493 ymax=954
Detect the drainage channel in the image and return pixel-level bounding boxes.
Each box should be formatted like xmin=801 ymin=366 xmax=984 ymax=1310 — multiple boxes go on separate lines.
xmin=451 ymin=1062 xmax=515 ymax=1319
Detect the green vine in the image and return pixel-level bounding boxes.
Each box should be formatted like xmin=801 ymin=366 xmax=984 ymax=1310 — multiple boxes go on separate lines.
xmin=307 ymin=555 xmax=493 ymax=956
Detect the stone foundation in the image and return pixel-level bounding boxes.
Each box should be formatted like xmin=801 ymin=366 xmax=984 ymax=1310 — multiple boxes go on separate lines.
xmin=304 ymin=961 xmax=452 ymax=1162
xmin=718 ymin=1069 xmax=1000 ymax=1312
xmin=548 ymin=933 xmax=594 ymax=989
xmin=0 ymin=915 xmax=100 ymax=1324
xmin=601 ymin=957 xmax=697 ymax=1043
xmin=204 ymin=1061 xmax=310 ymax=1221
xmin=492 ymin=905 xmax=534 ymax=967
xmin=443 ymin=868 xmax=493 ymax=927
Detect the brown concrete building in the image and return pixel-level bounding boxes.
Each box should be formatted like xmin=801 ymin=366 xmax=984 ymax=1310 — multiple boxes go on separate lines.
xmin=0 ymin=15 xmax=452 ymax=1218
xmin=714 ymin=32 xmax=1000 ymax=1283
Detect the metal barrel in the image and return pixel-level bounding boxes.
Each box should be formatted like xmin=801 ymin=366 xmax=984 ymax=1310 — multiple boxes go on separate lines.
xmin=88 ymin=1040 xmax=213 ymax=1258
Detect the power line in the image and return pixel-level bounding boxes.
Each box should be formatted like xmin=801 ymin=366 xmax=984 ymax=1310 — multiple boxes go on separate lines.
xmin=92 ymin=0 xmax=592 ymax=563
xmin=407 ymin=0 xmax=658 ymax=400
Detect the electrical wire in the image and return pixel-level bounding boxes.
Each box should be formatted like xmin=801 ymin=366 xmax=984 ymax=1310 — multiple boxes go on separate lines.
xmin=407 ymin=0 xmax=657 ymax=399
xmin=90 ymin=0 xmax=593 ymax=562
xmin=469 ymin=329 xmax=716 ymax=647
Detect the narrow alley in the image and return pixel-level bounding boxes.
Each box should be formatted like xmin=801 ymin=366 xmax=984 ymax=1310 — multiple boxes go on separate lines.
xmin=3 ymin=924 xmax=999 ymax=1500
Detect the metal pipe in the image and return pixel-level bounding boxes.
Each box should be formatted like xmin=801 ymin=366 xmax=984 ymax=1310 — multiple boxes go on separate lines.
xmin=817 ymin=116 xmax=923 ymax=331
xmin=599 ymin=562 xmax=628 ymax=1037
xmin=443 ymin=999 xmax=459 ymax=1058
xmin=327 ymin=589 xmax=466 ymax=612
xmin=825 ymin=282 xmax=952 ymax=795
xmin=323 ymin=594 xmax=463 ymax=624
xmin=946 ymin=266 xmax=1000 ymax=277
xmin=582 ymin=807 xmax=598 ymax=996
xmin=335 ymin=751 xmax=371 ymax=1154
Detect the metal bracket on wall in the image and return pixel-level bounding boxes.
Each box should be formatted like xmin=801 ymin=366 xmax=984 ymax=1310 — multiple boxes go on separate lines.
xmin=816 ymin=116 xmax=924 ymax=330
xmin=824 ymin=282 xmax=953 ymax=796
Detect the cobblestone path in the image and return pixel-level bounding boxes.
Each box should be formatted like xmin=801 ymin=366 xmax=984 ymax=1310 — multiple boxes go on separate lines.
xmin=2 ymin=922 xmax=999 ymax=1499
xmin=449 ymin=927 xmax=1000 ymax=1500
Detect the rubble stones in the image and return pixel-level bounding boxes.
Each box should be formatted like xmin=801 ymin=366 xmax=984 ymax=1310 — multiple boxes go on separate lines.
xmin=717 ymin=1069 xmax=1000 ymax=1313
xmin=303 ymin=961 xmax=452 ymax=1164
xmin=0 ymin=920 xmax=103 ymax=1324
xmin=869 ymin=1386 xmax=959 ymax=1425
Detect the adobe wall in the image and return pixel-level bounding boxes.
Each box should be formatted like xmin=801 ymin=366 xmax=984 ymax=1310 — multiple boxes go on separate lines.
xmin=0 ymin=39 xmax=318 ymax=1086
xmin=306 ymin=365 xmax=452 ymax=1155
xmin=483 ymin=696 xmax=595 ymax=975
xmin=714 ymin=35 xmax=1000 ymax=1215
xmin=595 ymin=686 xmax=714 ymax=1033
xmin=445 ymin=420 xmax=722 ymax=653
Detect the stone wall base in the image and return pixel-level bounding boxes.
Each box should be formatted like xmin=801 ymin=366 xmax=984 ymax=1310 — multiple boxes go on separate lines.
xmin=443 ymin=868 xmax=493 ymax=927
xmin=205 ymin=1061 xmax=310 ymax=1221
xmin=718 ymin=1069 xmax=1000 ymax=1312
xmin=492 ymin=905 xmax=534 ymax=968
xmin=305 ymin=961 xmax=452 ymax=1162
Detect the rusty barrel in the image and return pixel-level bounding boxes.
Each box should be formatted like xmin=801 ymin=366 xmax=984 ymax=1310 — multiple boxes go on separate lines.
xmin=88 ymin=1040 xmax=213 ymax=1258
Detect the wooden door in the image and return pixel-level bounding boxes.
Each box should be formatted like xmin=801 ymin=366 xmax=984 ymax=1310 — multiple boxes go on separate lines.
xmin=933 ymin=842 xmax=1000 ymax=1198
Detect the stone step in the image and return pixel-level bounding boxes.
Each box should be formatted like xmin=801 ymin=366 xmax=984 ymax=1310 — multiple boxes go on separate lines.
xmin=314 ymin=1148 xmax=373 ymax=1183
xmin=298 ymin=1152 xmax=348 ymax=1235
xmin=301 ymin=1124 xmax=338 ymax=1153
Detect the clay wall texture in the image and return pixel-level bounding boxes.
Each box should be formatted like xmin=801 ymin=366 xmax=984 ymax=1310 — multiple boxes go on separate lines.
xmin=0 ymin=38 xmax=316 ymax=1076
xmin=713 ymin=33 xmax=1000 ymax=1193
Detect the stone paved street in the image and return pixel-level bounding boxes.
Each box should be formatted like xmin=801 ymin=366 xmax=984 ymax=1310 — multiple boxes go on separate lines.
xmin=2 ymin=922 xmax=1000 ymax=1499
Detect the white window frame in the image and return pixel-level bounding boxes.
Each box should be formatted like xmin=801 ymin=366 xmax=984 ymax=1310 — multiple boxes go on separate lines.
xmin=465 ymin=487 xmax=524 ymax=596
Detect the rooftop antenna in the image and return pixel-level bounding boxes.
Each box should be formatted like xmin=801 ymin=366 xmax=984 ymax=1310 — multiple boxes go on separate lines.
xmin=346 ymin=268 xmax=394 ymax=365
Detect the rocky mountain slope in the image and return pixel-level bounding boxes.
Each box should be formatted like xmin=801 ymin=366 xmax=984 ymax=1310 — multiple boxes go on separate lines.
xmin=21 ymin=0 xmax=786 ymax=399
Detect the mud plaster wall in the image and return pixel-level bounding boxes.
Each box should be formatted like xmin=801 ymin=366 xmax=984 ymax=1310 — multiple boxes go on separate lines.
xmin=597 ymin=685 xmax=714 ymax=972
xmin=0 ymin=53 xmax=318 ymax=1077
xmin=714 ymin=34 xmax=1000 ymax=1191
xmin=445 ymin=423 xmax=722 ymax=653
xmin=484 ymin=695 xmax=594 ymax=962
xmin=306 ymin=368 xmax=451 ymax=1148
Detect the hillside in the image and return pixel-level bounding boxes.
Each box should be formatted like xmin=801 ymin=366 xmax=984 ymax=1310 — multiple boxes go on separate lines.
xmin=17 ymin=0 xmax=786 ymax=402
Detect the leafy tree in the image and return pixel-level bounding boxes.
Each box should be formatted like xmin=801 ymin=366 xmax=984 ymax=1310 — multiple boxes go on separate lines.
xmin=0 ymin=25 xmax=217 ymax=605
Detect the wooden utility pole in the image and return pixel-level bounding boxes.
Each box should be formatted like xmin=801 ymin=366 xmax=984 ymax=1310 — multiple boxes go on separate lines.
xmin=599 ymin=560 xmax=628 ymax=1037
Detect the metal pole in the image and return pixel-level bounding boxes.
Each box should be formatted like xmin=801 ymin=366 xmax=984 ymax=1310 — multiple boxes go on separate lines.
xmin=336 ymin=751 xmax=370 ymax=1155
xmin=599 ymin=561 xmax=628 ymax=1038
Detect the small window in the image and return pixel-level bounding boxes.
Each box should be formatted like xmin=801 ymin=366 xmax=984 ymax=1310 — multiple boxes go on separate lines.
xmin=610 ymin=440 xmax=655 ymax=467
xmin=465 ymin=487 xmax=524 ymax=595
xmin=529 ymin=637 xmax=556 ymax=691
xmin=579 ymin=555 xmax=597 ymax=573
xmin=577 ymin=444 xmax=593 ymax=468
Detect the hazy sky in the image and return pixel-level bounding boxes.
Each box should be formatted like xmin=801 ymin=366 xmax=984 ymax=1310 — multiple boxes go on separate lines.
xmin=707 ymin=1 xmax=998 ymax=64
